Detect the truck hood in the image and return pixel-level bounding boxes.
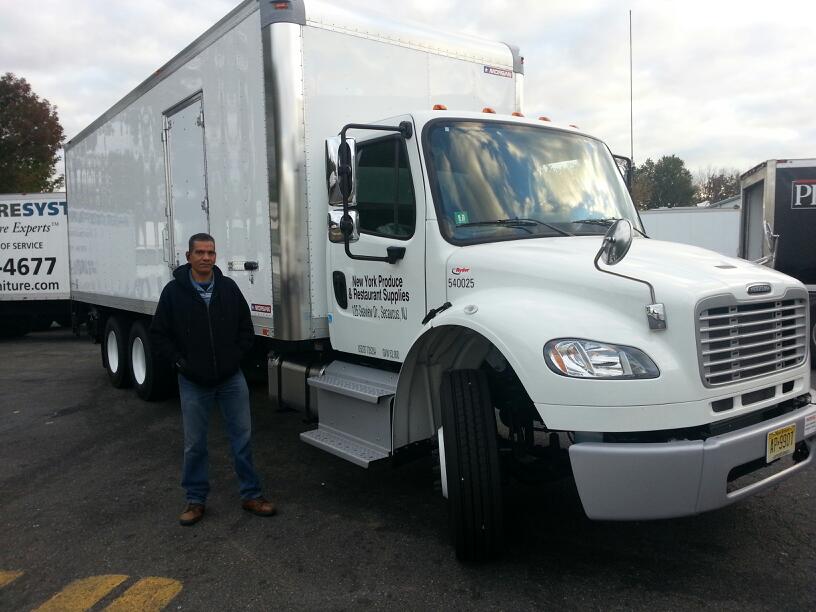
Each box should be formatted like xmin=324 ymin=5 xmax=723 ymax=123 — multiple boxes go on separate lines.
xmin=438 ymin=236 xmax=809 ymax=423
xmin=444 ymin=236 xmax=799 ymax=304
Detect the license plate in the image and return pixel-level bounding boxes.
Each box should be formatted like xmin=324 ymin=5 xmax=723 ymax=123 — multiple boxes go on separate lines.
xmin=766 ymin=424 xmax=796 ymax=463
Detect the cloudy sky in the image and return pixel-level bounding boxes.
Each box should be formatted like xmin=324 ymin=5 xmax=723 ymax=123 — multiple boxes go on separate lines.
xmin=2 ymin=0 xmax=814 ymax=177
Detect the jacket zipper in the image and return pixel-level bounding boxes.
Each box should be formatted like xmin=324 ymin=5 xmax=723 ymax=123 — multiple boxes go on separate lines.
xmin=200 ymin=288 xmax=218 ymax=380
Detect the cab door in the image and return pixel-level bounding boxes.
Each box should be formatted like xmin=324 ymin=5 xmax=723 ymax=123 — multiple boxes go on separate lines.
xmin=327 ymin=119 xmax=426 ymax=363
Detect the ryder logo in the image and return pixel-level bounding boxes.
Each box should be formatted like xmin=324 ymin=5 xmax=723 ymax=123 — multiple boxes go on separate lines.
xmin=791 ymin=180 xmax=816 ymax=209
xmin=451 ymin=267 xmax=470 ymax=275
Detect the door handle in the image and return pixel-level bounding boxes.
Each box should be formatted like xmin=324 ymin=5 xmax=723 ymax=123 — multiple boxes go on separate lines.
xmin=386 ymin=246 xmax=406 ymax=263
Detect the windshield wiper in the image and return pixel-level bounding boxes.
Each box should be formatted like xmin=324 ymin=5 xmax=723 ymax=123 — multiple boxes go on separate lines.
xmin=458 ymin=218 xmax=573 ymax=237
xmin=571 ymin=217 xmax=648 ymax=237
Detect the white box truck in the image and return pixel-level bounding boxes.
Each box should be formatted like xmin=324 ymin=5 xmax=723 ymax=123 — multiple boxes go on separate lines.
xmin=0 ymin=192 xmax=71 ymax=337
xmin=740 ymin=159 xmax=816 ymax=362
xmin=640 ymin=205 xmax=742 ymax=257
xmin=65 ymin=0 xmax=814 ymax=561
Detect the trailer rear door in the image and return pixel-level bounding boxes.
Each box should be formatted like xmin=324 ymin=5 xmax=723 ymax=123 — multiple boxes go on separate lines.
xmin=164 ymin=95 xmax=210 ymax=268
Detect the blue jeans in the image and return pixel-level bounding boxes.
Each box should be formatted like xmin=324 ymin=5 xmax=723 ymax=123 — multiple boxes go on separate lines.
xmin=178 ymin=370 xmax=262 ymax=504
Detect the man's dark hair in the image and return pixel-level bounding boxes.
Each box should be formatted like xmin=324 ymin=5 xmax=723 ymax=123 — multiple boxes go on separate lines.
xmin=188 ymin=233 xmax=215 ymax=252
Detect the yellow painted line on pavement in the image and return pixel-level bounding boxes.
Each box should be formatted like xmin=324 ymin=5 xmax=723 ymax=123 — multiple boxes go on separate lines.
xmin=0 ymin=570 xmax=24 ymax=588
xmin=34 ymin=574 xmax=128 ymax=612
xmin=104 ymin=577 xmax=183 ymax=612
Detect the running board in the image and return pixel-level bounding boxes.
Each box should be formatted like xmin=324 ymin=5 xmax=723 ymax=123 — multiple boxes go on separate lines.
xmin=300 ymin=427 xmax=389 ymax=467
xmin=302 ymin=361 xmax=397 ymax=468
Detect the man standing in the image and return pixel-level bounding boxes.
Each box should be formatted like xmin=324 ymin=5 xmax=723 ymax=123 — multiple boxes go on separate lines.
xmin=151 ymin=232 xmax=275 ymax=525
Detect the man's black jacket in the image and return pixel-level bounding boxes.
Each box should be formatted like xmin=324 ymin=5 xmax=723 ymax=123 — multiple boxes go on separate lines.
xmin=150 ymin=264 xmax=255 ymax=387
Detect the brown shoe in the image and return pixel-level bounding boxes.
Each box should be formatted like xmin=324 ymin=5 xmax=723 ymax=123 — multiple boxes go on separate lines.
xmin=179 ymin=503 xmax=205 ymax=526
xmin=242 ymin=496 xmax=276 ymax=516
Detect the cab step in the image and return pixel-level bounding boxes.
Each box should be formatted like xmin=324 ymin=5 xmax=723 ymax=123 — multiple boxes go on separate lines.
xmin=301 ymin=361 xmax=397 ymax=468
xmin=299 ymin=427 xmax=388 ymax=467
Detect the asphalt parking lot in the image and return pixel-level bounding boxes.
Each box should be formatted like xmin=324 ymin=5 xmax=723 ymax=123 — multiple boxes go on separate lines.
xmin=1 ymin=328 xmax=815 ymax=610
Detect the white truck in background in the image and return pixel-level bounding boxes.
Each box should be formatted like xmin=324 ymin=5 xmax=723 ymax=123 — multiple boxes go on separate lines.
xmin=739 ymin=159 xmax=816 ymax=362
xmin=65 ymin=0 xmax=814 ymax=561
xmin=0 ymin=192 xmax=71 ymax=337
xmin=640 ymin=206 xmax=742 ymax=257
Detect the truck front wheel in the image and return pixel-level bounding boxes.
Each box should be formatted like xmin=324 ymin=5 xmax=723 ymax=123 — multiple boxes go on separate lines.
xmin=128 ymin=321 xmax=172 ymax=401
xmin=102 ymin=316 xmax=131 ymax=388
xmin=440 ymin=369 xmax=504 ymax=562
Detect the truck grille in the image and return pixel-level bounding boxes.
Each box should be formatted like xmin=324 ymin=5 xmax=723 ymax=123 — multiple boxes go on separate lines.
xmin=697 ymin=294 xmax=808 ymax=386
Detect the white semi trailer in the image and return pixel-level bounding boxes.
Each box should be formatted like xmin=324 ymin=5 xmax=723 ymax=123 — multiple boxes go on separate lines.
xmin=0 ymin=192 xmax=71 ymax=337
xmin=65 ymin=0 xmax=814 ymax=561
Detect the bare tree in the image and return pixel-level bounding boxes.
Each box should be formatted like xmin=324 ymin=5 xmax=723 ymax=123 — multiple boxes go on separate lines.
xmin=694 ymin=166 xmax=741 ymax=204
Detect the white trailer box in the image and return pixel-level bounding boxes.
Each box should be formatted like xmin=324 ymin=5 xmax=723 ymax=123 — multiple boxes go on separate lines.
xmin=640 ymin=206 xmax=742 ymax=257
xmin=65 ymin=0 xmax=521 ymax=341
xmin=0 ymin=192 xmax=70 ymax=336
xmin=67 ymin=0 xmax=814 ymax=562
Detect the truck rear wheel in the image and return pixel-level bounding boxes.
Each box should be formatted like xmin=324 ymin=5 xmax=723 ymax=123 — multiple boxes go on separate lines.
xmin=128 ymin=321 xmax=172 ymax=401
xmin=102 ymin=316 xmax=132 ymax=388
xmin=440 ymin=369 xmax=504 ymax=562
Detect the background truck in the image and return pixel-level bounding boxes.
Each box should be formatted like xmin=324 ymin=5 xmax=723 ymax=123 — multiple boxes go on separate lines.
xmin=740 ymin=159 xmax=816 ymax=361
xmin=640 ymin=205 xmax=741 ymax=257
xmin=0 ymin=192 xmax=70 ymax=337
xmin=66 ymin=0 xmax=814 ymax=561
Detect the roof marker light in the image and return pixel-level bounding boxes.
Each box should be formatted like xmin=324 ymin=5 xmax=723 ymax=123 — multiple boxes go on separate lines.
xmin=569 ymin=124 xmax=580 ymax=129
xmin=538 ymin=116 xmax=552 ymax=122
xmin=512 ymin=111 xmax=524 ymax=117
xmin=433 ymin=104 xmax=448 ymax=111
xmin=482 ymin=107 xmax=496 ymax=114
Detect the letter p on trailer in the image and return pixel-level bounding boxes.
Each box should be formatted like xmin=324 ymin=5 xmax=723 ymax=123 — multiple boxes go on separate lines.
xmin=66 ymin=0 xmax=814 ymax=561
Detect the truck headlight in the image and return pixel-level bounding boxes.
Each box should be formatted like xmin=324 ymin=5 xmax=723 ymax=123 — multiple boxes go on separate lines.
xmin=544 ymin=339 xmax=659 ymax=379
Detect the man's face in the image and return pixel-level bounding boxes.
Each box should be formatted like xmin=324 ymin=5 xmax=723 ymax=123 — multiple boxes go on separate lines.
xmin=186 ymin=240 xmax=216 ymax=277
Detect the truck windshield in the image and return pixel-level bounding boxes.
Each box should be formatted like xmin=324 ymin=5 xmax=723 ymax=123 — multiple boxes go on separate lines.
xmin=424 ymin=120 xmax=641 ymax=244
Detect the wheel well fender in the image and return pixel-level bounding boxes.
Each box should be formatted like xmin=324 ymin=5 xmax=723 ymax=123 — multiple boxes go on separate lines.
xmin=393 ymin=322 xmax=520 ymax=449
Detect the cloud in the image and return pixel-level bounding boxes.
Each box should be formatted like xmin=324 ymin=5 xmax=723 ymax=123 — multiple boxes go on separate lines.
xmin=2 ymin=0 xmax=814 ymax=176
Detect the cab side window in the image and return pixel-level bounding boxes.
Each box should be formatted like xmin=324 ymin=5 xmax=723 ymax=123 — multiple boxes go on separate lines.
xmin=355 ymin=136 xmax=415 ymax=239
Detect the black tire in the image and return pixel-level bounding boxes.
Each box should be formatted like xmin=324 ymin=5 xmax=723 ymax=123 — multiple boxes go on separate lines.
xmin=440 ymin=369 xmax=503 ymax=562
xmin=102 ymin=316 xmax=132 ymax=388
xmin=128 ymin=320 xmax=172 ymax=401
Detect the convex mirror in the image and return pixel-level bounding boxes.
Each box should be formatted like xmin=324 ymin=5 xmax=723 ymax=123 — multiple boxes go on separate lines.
xmin=328 ymin=209 xmax=359 ymax=243
xmin=597 ymin=218 xmax=633 ymax=266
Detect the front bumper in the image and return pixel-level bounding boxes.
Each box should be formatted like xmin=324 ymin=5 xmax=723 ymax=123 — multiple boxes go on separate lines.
xmin=569 ymin=401 xmax=816 ymax=520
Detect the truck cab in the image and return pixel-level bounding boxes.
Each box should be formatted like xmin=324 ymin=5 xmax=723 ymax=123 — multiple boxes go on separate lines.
xmin=311 ymin=109 xmax=814 ymax=560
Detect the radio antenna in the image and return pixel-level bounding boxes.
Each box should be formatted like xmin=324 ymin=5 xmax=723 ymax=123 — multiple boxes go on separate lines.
xmin=629 ymin=9 xmax=634 ymax=165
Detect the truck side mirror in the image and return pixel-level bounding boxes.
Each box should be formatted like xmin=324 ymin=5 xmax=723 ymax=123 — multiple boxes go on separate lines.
xmin=325 ymin=136 xmax=356 ymax=206
xmin=612 ymin=154 xmax=633 ymax=191
xmin=338 ymin=139 xmax=356 ymax=202
xmin=762 ymin=221 xmax=779 ymax=267
xmin=597 ymin=219 xmax=633 ymax=266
